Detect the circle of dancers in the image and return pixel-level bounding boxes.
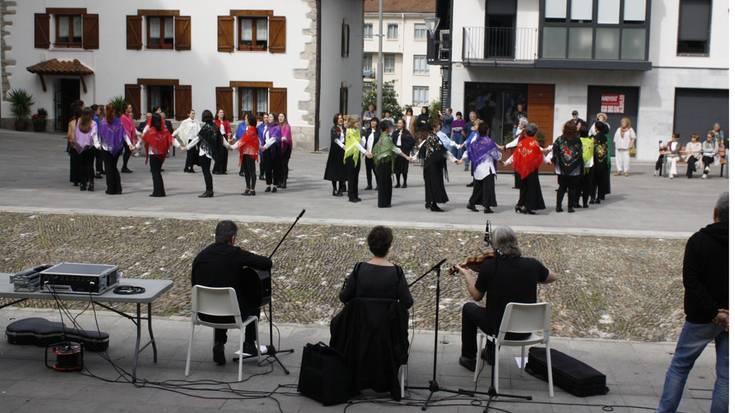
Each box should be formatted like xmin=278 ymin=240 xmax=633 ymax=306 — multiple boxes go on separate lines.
xmin=65 ymin=100 xmax=616 ymax=214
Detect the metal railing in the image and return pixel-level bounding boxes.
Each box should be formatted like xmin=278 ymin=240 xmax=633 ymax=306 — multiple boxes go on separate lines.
xmin=462 ymin=27 xmax=537 ymax=62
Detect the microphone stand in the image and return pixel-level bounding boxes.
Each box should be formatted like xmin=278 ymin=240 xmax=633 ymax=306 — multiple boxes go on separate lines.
xmin=406 ymin=258 xmax=465 ymax=410
xmin=246 ymin=209 xmax=305 ymax=374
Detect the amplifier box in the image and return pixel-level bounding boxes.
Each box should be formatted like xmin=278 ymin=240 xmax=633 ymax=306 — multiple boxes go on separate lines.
xmin=40 ymin=263 xmax=120 ymax=295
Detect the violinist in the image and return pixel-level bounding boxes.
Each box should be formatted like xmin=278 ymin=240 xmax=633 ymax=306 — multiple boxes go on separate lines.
xmin=454 ymin=226 xmax=558 ymax=372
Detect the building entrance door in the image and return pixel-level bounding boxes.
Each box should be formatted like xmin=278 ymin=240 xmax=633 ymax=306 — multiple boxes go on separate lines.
xmin=54 ymin=78 xmax=81 ymax=131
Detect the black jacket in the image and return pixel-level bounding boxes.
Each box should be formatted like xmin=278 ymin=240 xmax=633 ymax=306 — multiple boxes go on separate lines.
xmin=191 ymin=243 xmax=272 ymax=311
xmin=683 ymin=222 xmax=728 ymax=323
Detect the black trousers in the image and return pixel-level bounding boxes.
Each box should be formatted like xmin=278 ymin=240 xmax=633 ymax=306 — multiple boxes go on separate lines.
xmin=199 ymin=155 xmax=214 ymax=192
xmin=243 ymin=156 xmax=257 ymax=190
xmin=281 ymin=148 xmax=292 ymax=186
xmin=68 ymin=145 xmax=80 ymax=184
xmin=703 ymin=156 xmax=715 ymax=171
xmin=264 ymin=154 xmax=282 ymax=186
xmin=78 ymin=148 xmax=95 ymax=187
xmin=149 ymin=155 xmax=166 ymax=196
xmin=686 ymin=157 xmax=698 ymax=178
xmin=185 ymin=148 xmax=198 ymax=171
xmin=122 ymin=144 xmax=132 ymax=171
xmin=375 ymin=162 xmax=393 ymax=207
xmin=461 ymin=303 xmax=494 ymax=359
xmin=365 ymin=158 xmax=376 ymax=188
xmin=346 ymin=159 xmax=361 ymax=201
xmin=468 ymin=175 xmax=497 ymax=209
xmin=95 ymin=148 xmax=105 ymax=174
xmin=102 ymin=151 xmax=122 ymax=194
xmin=259 ymin=155 xmax=265 ymax=179
xmin=213 ymin=147 xmax=228 ymax=173
xmin=200 ymin=307 xmax=260 ymax=346
xmin=575 ymin=172 xmax=593 ymax=207
xmin=556 ymin=175 xmax=580 ymax=209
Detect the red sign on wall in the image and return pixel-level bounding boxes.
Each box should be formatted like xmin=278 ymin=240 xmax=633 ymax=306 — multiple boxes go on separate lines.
xmin=601 ymin=93 xmax=625 ymax=113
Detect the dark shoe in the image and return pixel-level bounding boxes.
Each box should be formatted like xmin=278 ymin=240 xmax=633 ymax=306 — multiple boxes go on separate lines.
xmin=80 ymin=184 xmax=87 ymax=191
xmin=87 ymin=183 xmax=94 ymax=192
xmin=73 ymin=182 xmax=79 ymax=186
xmin=466 ymin=182 xmax=474 ymax=187
xmin=467 ymin=204 xmax=479 ymax=212
xmin=458 ymin=356 xmax=476 ymax=372
xmin=583 ymin=203 xmax=589 ymax=208
xmin=239 ymin=172 xmax=244 ymax=177
xmin=149 ymin=193 xmax=165 ymax=197
xmin=425 ymin=203 xmax=431 ymax=210
xmin=515 ymin=206 xmax=525 ymax=214
xmin=121 ymin=168 xmax=133 ymax=173
xmin=364 ymin=186 xmax=373 ymax=190
xmin=251 ymin=191 xmax=256 ymax=196
xmin=526 ymin=209 xmax=536 ymax=215
xmin=336 ymin=190 xmax=344 ymax=197
xmin=198 ymin=191 xmax=213 ymax=198
xmin=242 ymin=191 xmax=250 ymax=196
xmin=430 ymin=204 xmax=444 ymax=212
xmin=332 ymin=190 xmax=339 ymax=197
xmin=94 ymin=173 xmax=102 ymax=179
xmin=394 ymin=183 xmax=401 ymax=188
xmin=556 ymin=207 xmax=564 ymax=213
xmin=241 ymin=341 xmax=258 ymax=357
xmin=272 ymin=187 xmax=277 ymax=193
xmin=349 ymin=198 xmax=360 ymax=203
xmin=568 ymin=207 xmax=575 ymax=213
xmin=573 ymin=203 xmax=582 ymax=208
xmin=213 ymin=343 xmax=226 ymax=365
xmin=265 ymin=187 xmax=272 ymax=193
xmin=401 ymin=183 xmax=407 ymax=188
xmin=281 ymin=183 xmax=287 ymax=189
xmin=483 ymin=207 xmax=494 ymax=214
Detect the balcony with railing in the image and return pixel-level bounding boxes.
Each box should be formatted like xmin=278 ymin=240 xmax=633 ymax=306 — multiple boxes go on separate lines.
xmin=462 ymin=27 xmax=538 ymax=65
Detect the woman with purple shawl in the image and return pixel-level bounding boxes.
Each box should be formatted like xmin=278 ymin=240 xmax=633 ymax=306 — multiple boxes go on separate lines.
xmin=278 ymin=113 xmax=292 ymax=189
xmin=95 ymin=104 xmax=133 ymax=195
xmin=261 ymin=113 xmax=283 ymax=193
xmin=74 ymin=108 xmax=98 ymax=192
xmin=457 ymin=121 xmax=501 ymax=213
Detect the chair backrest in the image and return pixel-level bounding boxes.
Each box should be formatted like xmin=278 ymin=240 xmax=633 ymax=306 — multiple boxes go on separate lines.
xmin=498 ymin=302 xmax=551 ymax=338
xmin=191 ymin=285 xmax=242 ymax=324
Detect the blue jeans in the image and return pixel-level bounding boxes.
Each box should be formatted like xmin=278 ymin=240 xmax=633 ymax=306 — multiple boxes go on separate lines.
xmin=657 ymin=321 xmax=728 ymax=413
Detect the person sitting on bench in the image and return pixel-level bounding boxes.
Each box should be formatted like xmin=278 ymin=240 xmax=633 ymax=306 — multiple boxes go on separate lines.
xmin=191 ymin=220 xmax=272 ymax=365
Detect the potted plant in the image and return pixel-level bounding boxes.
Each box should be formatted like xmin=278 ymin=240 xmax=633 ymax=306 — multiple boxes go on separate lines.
xmin=31 ymin=108 xmax=48 ymax=132
xmin=109 ymin=96 xmax=128 ymax=116
xmin=8 ymin=89 xmax=34 ymax=131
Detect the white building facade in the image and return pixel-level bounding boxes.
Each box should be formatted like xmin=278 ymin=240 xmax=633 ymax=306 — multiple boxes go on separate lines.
xmin=363 ymin=1 xmax=442 ymax=112
xmin=432 ymin=0 xmax=728 ymax=160
xmin=0 ymin=0 xmax=363 ymax=150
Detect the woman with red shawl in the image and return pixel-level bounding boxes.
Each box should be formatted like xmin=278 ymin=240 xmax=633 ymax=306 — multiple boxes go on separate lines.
xmin=139 ymin=113 xmax=181 ymax=197
xmin=212 ymin=109 xmax=232 ymax=175
xmin=230 ymin=113 xmax=260 ymax=195
xmin=512 ymin=123 xmax=546 ymax=214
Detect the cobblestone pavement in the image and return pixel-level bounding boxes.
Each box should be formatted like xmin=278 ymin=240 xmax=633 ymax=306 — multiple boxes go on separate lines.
xmin=0 ymin=212 xmax=687 ymax=342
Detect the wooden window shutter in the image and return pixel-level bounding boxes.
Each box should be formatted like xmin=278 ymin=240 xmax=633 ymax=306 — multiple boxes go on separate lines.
xmin=124 ymin=84 xmax=142 ymax=119
xmin=126 ymin=16 xmax=142 ymax=50
xmin=215 ymin=87 xmax=234 ymax=121
xmin=174 ymin=85 xmax=192 ymax=121
xmin=34 ymin=13 xmax=50 ymax=49
xmin=174 ymin=16 xmax=191 ymax=50
xmin=82 ymin=14 xmax=100 ymax=50
xmin=217 ymin=16 xmax=234 ymax=52
xmin=269 ymin=88 xmax=287 ymax=115
xmin=268 ymin=16 xmax=286 ymax=53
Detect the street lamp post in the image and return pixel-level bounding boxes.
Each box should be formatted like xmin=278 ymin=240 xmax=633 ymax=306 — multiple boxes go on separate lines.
xmin=376 ymin=0 xmax=383 ymax=117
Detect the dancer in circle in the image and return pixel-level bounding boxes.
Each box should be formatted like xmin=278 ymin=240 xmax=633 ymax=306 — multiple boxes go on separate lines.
xmin=139 ymin=113 xmax=181 ymax=197
xmin=74 ymin=107 xmax=98 ymax=192
xmin=391 ymin=118 xmax=415 ymax=188
xmin=458 ymin=121 xmax=501 ymax=214
xmin=512 ymin=123 xmax=546 ymax=214
xmin=324 ymin=113 xmax=348 ymax=196
xmin=229 ymin=113 xmax=260 ymax=195
xmin=173 ymin=110 xmax=201 ymax=173
xmin=185 ymin=110 xmax=231 ymax=198
xmin=96 ymin=103 xmax=132 ymax=195
xmin=344 ymin=116 xmax=372 ymax=203
xmin=417 ymin=120 xmax=452 ymax=212
xmin=262 ymin=113 xmax=283 ymax=193
xmin=373 ymin=121 xmax=412 ymax=208
xmin=278 ymin=113 xmax=292 ymax=189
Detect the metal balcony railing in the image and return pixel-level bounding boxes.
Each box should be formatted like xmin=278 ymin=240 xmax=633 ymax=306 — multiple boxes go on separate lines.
xmin=462 ymin=27 xmax=538 ymax=63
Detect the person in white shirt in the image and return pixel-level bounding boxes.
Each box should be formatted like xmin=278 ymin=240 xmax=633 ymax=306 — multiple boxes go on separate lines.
xmin=456 ymin=121 xmax=502 ymax=213
xmin=701 ymin=131 xmax=718 ymax=179
xmin=362 ymin=117 xmax=379 ymax=190
xmin=613 ymin=117 xmax=636 ymax=176
xmin=172 ymin=110 xmax=201 ymax=173
xmin=184 ymin=110 xmax=232 ymax=198
xmin=665 ymin=133 xmax=681 ymax=179
xmin=684 ymin=134 xmax=703 ymax=179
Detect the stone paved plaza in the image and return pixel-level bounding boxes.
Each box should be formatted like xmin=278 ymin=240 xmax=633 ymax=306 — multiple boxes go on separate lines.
xmin=0 ymin=129 xmax=728 ymax=412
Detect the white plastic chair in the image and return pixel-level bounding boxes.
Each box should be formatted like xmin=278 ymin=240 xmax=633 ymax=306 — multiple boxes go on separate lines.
xmin=473 ymin=302 xmax=554 ymax=398
xmin=399 ymin=364 xmax=406 ymax=398
xmin=185 ymin=285 xmax=261 ymax=381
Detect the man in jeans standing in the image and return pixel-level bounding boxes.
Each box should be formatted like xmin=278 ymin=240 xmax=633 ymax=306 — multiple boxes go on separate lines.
xmin=657 ymin=192 xmax=729 ymax=412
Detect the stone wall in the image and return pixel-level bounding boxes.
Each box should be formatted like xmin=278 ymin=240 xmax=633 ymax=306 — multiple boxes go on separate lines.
xmin=0 ymin=1 xmax=16 ymax=101
xmin=293 ymin=0 xmax=317 ymax=151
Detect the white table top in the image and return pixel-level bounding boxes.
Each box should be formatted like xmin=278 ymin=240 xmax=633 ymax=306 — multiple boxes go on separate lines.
xmin=0 ymin=273 xmax=173 ymax=304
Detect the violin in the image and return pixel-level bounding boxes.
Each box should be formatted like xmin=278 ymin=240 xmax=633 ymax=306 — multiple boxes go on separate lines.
xmin=449 ymin=250 xmax=496 ymax=275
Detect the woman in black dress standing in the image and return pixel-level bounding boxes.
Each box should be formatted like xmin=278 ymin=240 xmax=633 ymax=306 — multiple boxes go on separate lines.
xmin=391 ymin=118 xmax=415 ymax=188
xmin=512 ymin=123 xmax=546 ymax=214
xmin=418 ymin=120 xmax=450 ymax=212
xmin=590 ymin=121 xmax=611 ymax=203
xmin=363 ymin=117 xmax=380 ymax=190
xmin=324 ymin=113 xmax=347 ymax=196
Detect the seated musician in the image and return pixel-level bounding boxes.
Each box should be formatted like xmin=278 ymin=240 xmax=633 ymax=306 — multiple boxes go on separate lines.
xmin=339 ymin=225 xmax=414 ymax=310
xmin=454 ymin=226 xmax=558 ymax=372
xmin=191 ymin=220 xmax=272 ymax=365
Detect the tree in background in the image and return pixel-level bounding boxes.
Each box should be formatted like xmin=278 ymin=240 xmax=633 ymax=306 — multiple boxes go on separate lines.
xmin=362 ymin=81 xmax=403 ymax=119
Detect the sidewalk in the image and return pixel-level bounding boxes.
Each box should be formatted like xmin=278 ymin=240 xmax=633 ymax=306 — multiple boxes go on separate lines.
xmin=0 ymin=308 xmax=716 ymax=413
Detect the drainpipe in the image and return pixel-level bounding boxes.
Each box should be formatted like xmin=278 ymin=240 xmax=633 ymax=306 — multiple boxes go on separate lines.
xmin=314 ymin=0 xmax=322 ymax=152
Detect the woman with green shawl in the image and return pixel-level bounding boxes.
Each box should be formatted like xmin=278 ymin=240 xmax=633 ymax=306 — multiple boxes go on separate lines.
xmin=344 ymin=117 xmax=372 ymax=202
xmin=374 ymin=121 xmax=412 ymax=208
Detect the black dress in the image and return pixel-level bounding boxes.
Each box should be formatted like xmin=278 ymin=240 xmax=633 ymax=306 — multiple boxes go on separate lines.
xmin=518 ymin=171 xmax=546 ymax=211
xmin=591 ymin=132 xmax=611 ymax=200
xmin=419 ymin=134 xmax=449 ymax=206
xmin=363 ymin=128 xmax=378 ymax=188
xmin=324 ymin=126 xmax=348 ymax=185
xmin=391 ymin=129 xmax=415 ymax=179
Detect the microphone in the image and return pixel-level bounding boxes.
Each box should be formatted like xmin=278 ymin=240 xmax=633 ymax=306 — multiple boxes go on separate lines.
xmin=297 ymin=209 xmax=306 ymax=219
